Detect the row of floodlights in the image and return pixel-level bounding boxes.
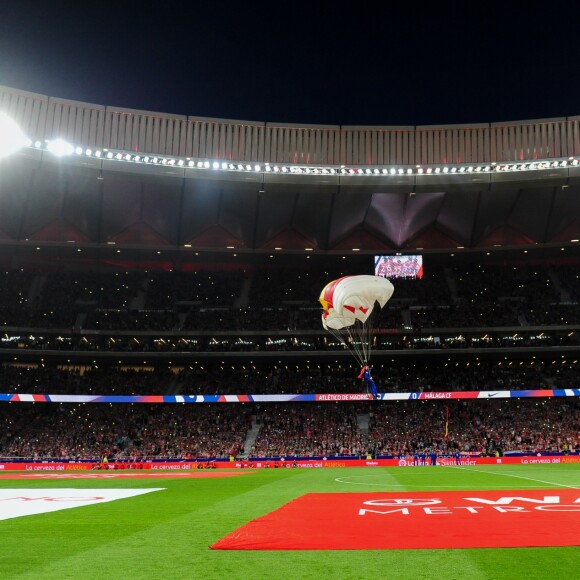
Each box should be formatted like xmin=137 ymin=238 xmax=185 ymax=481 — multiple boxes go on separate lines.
xmin=28 ymin=137 xmax=580 ymax=176
xmin=2 ymin=113 xmax=579 ymax=175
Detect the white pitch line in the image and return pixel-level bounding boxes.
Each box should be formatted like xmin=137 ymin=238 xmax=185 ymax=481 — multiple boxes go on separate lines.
xmin=334 ymin=479 xmax=558 ymax=489
xmin=334 ymin=475 xmax=561 ymax=489
xmin=443 ymin=465 xmax=580 ymax=489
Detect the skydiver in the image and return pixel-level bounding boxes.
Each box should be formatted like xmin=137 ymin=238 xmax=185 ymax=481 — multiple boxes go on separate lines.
xmin=358 ymin=365 xmax=378 ymax=399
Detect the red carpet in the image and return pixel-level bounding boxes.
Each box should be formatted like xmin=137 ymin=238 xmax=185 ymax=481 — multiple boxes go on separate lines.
xmin=211 ymin=490 xmax=580 ymax=550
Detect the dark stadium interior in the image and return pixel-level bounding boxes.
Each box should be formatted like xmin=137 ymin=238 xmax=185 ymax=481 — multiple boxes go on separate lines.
xmin=0 ymin=244 xmax=579 ymax=461
xmin=2 ymin=10 xmax=580 ymax=578
xmin=2 ymin=152 xmax=580 ymax=254
xmin=0 ymin=85 xmax=578 ymax=464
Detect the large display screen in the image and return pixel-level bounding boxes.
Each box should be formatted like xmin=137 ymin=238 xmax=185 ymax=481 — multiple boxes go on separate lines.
xmin=374 ymin=255 xmax=423 ymax=279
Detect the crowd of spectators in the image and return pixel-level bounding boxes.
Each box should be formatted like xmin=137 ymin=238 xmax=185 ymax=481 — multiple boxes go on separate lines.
xmin=250 ymin=403 xmax=366 ymax=458
xmin=0 ymin=403 xmax=251 ymax=460
xmin=0 ymin=258 xmax=578 ymax=462
xmin=2 ymin=261 xmax=580 ymax=335
xmin=366 ymin=398 xmax=578 ymax=457
xmin=1 ymin=357 xmax=577 ymax=396
xmin=0 ymin=398 xmax=577 ymax=461
xmin=6 ymin=326 xmax=579 ymax=354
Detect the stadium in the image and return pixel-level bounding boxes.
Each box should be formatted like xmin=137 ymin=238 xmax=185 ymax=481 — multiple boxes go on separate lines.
xmin=0 ymin=84 xmax=579 ymax=578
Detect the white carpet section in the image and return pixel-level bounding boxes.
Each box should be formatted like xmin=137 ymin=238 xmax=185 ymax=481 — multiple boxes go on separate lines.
xmin=0 ymin=488 xmax=164 ymax=521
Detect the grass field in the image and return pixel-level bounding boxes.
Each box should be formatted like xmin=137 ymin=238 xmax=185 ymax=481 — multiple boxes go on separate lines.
xmin=0 ymin=464 xmax=578 ymax=580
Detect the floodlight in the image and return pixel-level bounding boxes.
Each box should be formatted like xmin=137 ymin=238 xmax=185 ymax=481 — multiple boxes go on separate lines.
xmin=0 ymin=113 xmax=31 ymax=158
xmin=46 ymin=139 xmax=74 ymax=157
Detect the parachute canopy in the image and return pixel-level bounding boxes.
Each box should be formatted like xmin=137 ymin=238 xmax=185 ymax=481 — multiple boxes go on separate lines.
xmin=319 ymin=275 xmax=394 ymax=329
xmin=319 ymin=275 xmax=395 ymax=366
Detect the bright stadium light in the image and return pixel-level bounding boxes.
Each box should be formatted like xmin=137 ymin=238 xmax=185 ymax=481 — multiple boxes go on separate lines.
xmin=0 ymin=112 xmax=31 ymax=159
xmin=46 ymin=138 xmax=74 ymax=157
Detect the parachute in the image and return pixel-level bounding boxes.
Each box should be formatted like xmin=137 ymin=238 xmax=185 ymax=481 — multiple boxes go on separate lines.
xmin=319 ymin=275 xmax=394 ymax=367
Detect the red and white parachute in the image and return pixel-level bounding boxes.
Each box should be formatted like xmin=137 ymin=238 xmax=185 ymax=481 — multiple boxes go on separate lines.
xmin=319 ymin=275 xmax=394 ymax=366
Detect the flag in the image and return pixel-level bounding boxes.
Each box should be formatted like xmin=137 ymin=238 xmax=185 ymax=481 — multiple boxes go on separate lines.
xmin=444 ymin=406 xmax=449 ymax=438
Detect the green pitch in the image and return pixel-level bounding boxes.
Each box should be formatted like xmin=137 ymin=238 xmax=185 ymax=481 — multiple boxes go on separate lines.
xmin=0 ymin=464 xmax=578 ymax=580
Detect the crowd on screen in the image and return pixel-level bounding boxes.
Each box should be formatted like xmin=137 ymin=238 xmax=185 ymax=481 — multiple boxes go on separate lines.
xmin=0 ymin=399 xmax=577 ymax=461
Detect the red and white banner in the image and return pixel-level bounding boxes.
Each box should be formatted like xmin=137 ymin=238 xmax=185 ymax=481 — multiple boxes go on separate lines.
xmin=0 ymin=455 xmax=578 ymax=472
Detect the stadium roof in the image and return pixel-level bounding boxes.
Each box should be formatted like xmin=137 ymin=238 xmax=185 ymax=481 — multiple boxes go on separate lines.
xmin=1 ymin=85 xmax=580 ymax=264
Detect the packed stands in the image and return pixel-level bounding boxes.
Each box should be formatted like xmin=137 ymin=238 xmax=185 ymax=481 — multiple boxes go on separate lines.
xmin=1 ymin=253 xmax=579 ymax=461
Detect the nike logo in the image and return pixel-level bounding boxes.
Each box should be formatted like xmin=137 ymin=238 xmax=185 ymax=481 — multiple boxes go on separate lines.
xmin=487 ymin=393 xmax=499 ymax=397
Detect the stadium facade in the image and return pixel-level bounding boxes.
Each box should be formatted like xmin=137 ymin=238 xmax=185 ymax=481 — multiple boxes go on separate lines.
xmin=1 ymin=83 xmax=580 ymax=383
xmin=1 ymin=83 xmax=580 ymax=259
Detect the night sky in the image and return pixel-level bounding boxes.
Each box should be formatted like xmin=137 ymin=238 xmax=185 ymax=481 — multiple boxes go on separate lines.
xmin=1 ymin=2 xmax=579 ymax=127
